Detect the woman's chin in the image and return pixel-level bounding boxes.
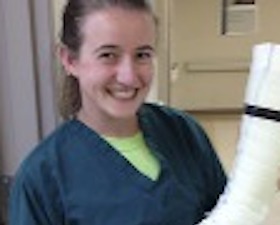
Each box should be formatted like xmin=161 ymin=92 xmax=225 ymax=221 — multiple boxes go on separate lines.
xmin=107 ymin=104 xmax=140 ymax=120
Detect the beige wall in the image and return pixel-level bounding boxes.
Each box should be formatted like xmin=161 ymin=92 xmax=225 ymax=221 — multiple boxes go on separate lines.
xmin=52 ymin=0 xmax=66 ymax=41
xmin=169 ymin=0 xmax=280 ymax=110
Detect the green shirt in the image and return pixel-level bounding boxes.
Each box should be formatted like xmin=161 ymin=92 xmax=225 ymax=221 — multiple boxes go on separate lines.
xmin=104 ymin=132 xmax=160 ymax=181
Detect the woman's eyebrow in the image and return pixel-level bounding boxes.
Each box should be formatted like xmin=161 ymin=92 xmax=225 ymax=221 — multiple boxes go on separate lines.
xmin=137 ymin=45 xmax=155 ymax=51
xmin=94 ymin=45 xmax=119 ymax=53
xmin=93 ymin=44 xmax=155 ymax=53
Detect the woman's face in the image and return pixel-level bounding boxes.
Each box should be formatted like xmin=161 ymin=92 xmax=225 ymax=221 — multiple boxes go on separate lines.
xmin=63 ymin=7 xmax=156 ymax=123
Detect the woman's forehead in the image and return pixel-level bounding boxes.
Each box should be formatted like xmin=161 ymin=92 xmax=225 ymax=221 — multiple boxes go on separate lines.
xmin=80 ymin=8 xmax=156 ymax=47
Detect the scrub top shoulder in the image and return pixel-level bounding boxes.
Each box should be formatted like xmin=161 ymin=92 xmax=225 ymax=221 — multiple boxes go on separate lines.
xmin=9 ymin=103 xmax=226 ymax=225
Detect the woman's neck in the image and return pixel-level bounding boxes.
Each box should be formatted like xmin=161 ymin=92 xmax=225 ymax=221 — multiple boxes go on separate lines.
xmin=77 ymin=109 xmax=140 ymax=137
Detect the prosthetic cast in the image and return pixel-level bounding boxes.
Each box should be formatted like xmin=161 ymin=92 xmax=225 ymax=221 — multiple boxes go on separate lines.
xmin=199 ymin=43 xmax=280 ymax=225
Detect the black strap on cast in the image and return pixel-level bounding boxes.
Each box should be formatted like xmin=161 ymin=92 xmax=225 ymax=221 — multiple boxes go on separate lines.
xmin=245 ymin=105 xmax=280 ymax=122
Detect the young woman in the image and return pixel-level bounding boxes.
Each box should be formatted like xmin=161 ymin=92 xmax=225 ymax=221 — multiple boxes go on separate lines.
xmin=8 ymin=0 xmax=226 ymax=224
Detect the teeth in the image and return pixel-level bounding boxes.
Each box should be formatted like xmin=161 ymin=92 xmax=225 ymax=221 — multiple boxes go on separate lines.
xmin=109 ymin=89 xmax=137 ymax=100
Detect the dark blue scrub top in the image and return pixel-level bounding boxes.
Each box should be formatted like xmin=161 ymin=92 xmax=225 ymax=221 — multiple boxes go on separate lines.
xmin=9 ymin=104 xmax=226 ymax=225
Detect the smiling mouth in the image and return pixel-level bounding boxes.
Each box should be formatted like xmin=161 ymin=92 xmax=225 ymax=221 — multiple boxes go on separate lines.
xmin=107 ymin=88 xmax=138 ymax=100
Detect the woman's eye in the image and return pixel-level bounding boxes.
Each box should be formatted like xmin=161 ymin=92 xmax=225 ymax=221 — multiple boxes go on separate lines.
xmin=100 ymin=52 xmax=115 ymax=58
xmin=136 ymin=51 xmax=153 ymax=63
xmin=98 ymin=52 xmax=118 ymax=63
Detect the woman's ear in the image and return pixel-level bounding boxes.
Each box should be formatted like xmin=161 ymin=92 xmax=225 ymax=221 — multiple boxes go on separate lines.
xmin=57 ymin=43 xmax=79 ymax=77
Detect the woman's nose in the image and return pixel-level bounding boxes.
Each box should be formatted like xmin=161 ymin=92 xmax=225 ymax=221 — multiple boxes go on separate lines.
xmin=116 ymin=57 xmax=140 ymax=86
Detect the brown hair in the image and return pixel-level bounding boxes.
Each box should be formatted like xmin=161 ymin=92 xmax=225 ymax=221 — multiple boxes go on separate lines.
xmin=59 ymin=0 xmax=156 ymax=119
